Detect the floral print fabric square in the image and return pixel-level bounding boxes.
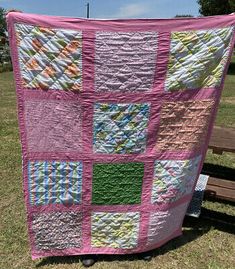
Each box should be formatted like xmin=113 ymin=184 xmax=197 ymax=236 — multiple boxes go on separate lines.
xmin=91 ymin=212 xmax=140 ymax=249
xmin=15 ymin=24 xmax=82 ymax=91
xmin=32 ymin=211 xmax=82 ymax=250
xmin=28 ymin=161 xmax=83 ymax=206
xmin=151 ymin=155 xmax=201 ymax=204
xmin=165 ymin=27 xmax=233 ymax=91
xmin=155 ymin=100 xmax=214 ymax=151
xmin=93 ymin=103 xmax=150 ymax=154
xmin=95 ymin=31 xmax=158 ymax=92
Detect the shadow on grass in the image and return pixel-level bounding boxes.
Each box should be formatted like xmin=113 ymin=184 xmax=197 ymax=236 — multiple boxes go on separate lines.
xmin=36 ymin=255 xmax=81 ymax=267
xmin=227 ymin=61 xmax=235 ymax=75
xmin=200 ymin=205 xmax=235 ymax=234
xmin=36 ymin=206 xmax=235 ymax=267
xmin=202 ymin=163 xmax=235 ymax=181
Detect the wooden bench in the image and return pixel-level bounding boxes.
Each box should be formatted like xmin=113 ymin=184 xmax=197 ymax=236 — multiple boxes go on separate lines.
xmin=208 ymin=126 xmax=235 ymax=155
xmin=204 ymin=126 xmax=235 ymax=202
xmin=205 ymin=177 xmax=235 ymax=202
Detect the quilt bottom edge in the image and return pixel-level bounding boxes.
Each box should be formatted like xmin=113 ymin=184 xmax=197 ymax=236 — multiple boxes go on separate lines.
xmin=31 ymin=228 xmax=182 ymax=260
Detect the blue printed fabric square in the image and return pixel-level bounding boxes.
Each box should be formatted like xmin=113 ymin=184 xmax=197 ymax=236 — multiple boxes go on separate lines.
xmin=93 ymin=103 xmax=150 ymax=154
xmin=151 ymin=155 xmax=201 ymax=204
xmin=28 ymin=161 xmax=83 ymax=206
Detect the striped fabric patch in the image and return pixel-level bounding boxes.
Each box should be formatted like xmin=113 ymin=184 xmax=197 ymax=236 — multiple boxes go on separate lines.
xmin=28 ymin=161 xmax=83 ymax=206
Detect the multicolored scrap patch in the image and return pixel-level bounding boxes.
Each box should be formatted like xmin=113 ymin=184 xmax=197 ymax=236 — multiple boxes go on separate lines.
xmin=15 ymin=24 xmax=82 ymax=91
xmin=165 ymin=27 xmax=234 ymax=91
xmin=91 ymin=212 xmax=140 ymax=248
xmin=151 ymin=155 xmax=202 ymax=205
xmin=93 ymin=103 xmax=150 ymax=154
xmin=7 ymin=12 xmax=235 ymax=259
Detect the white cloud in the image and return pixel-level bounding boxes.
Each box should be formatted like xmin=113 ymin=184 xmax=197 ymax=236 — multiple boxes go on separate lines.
xmin=102 ymin=3 xmax=150 ymax=19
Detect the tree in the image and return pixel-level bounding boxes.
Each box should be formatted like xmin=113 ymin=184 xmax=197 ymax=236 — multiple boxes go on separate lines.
xmin=198 ymin=0 xmax=235 ymax=16
xmin=0 ymin=7 xmax=7 ymax=38
xmin=175 ymin=15 xmax=194 ymax=17
xmin=230 ymin=0 xmax=235 ymax=11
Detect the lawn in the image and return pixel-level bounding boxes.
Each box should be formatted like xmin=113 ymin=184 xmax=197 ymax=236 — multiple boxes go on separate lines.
xmin=205 ymin=54 xmax=235 ymax=169
xmin=0 ymin=56 xmax=235 ymax=268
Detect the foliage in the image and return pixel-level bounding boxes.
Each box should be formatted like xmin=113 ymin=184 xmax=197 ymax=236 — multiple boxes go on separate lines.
xmin=0 ymin=7 xmax=7 ymax=37
xmin=175 ymin=15 xmax=193 ymax=17
xmin=0 ymin=43 xmax=11 ymax=63
xmin=0 ymin=44 xmax=12 ymax=69
xmin=198 ymin=0 xmax=235 ymax=16
xmin=0 ymin=62 xmax=12 ymax=73
xmin=0 ymin=7 xmax=12 ymax=70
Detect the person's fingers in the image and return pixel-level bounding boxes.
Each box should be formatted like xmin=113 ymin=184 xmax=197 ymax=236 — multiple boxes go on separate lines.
xmin=6 ymin=9 xmax=23 ymax=15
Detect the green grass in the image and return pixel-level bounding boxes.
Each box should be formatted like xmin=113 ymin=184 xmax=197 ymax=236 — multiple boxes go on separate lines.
xmin=206 ymin=53 xmax=235 ymax=168
xmin=1 ymin=55 xmax=235 ymax=269
xmin=0 ymin=62 xmax=13 ymax=73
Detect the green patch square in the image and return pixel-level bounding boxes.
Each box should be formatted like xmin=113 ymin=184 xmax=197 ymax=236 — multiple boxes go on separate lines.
xmin=92 ymin=162 xmax=144 ymax=205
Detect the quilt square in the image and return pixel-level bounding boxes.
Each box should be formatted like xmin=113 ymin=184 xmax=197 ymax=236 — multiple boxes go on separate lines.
xmin=165 ymin=27 xmax=234 ymax=91
xmin=92 ymin=162 xmax=144 ymax=205
xmin=25 ymin=99 xmax=82 ymax=152
xmin=91 ymin=212 xmax=140 ymax=249
xmin=93 ymin=103 xmax=150 ymax=154
xmin=155 ymin=100 xmax=214 ymax=151
xmin=32 ymin=211 xmax=82 ymax=250
xmin=95 ymin=31 xmax=158 ymax=92
xmin=151 ymin=155 xmax=201 ymax=205
xmin=28 ymin=161 xmax=83 ymax=206
xmin=148 ymin=202 xmax=188 ymax=246
xmin=15 ymin=24 xmax=82 ymax=91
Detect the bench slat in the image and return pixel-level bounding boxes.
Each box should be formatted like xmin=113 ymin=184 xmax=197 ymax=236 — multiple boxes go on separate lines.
xmin=208 ymin=126 xmax=235 ymax=154
xmin=205 ymin=176 xmax=235 ymax=202
xmin=207 ymin=177 xmax=235 ymax=189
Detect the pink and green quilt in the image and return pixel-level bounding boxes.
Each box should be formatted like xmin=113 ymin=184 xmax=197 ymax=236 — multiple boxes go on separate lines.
xmin=7 ymin=12 xmax=235 ymax=259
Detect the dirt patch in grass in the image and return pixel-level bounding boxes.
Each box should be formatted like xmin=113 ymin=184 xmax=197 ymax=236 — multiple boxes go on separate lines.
xmin=221 ymin=97 xmax=235 ymax=105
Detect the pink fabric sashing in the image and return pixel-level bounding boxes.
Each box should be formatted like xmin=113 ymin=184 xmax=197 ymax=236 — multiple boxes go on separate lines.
xmin=6 ymin=12 xmax=235 ymax=259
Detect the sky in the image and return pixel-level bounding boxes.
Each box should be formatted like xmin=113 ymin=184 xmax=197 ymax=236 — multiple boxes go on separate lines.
xmin=0 ymin=0 xmax=200 ymax=19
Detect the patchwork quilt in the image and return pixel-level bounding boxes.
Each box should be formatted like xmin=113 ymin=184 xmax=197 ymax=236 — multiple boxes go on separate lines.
xmin=7 ymin=12 xmax=235 ymax=259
